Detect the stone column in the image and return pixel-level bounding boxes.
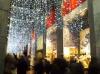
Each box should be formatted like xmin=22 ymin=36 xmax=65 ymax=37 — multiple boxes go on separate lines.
xmin=0 ymin=0 xmax=11 ymax=73
xmin=92 ymin=0 xmax=100 ymax=62
xmin=56 ymin=27 xmax=63 ymax=58
xmin=55 ymin=0 xmax=63 ymax=58
xmin=88 ymin=0 xmax=96 ymax=58
xmin=43 ymin=32 xmax=46 ymax=58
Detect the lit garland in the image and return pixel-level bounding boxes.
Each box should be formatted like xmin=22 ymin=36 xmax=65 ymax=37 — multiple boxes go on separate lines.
xmin=7 ymin=0 xmax=35 ymax=53
xmin=54 ymin=0 xmax=64 ymax=28
xmin=7 ymin=0 xmax=59 ymax=53
xmin=7 ymin=0 xmax=87 ymax=53
xmin=66 ymin=14 xmax=88 ymax=47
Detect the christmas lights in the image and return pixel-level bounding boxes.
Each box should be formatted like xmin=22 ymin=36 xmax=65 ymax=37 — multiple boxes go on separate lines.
xmin=7 ymin=0 xmax=87 ymax=53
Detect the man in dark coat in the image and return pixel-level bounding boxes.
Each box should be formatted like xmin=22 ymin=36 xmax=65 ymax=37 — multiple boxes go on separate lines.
xmin=17 ymin=56 xmax=28 ymax=74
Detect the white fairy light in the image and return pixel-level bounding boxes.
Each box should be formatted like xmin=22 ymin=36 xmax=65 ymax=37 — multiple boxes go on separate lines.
xmin=7 ymin=0 xmax=87 ymax=53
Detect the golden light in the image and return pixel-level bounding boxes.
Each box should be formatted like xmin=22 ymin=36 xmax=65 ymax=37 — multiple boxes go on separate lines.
xmin=63 ymin=47 xmax=70 ymax=57
xmin=46 ymin=39 xmax=52 ymax=48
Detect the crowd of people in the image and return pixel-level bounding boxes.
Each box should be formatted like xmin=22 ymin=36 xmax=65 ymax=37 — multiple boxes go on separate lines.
xmin=34 ymin=56 xmax=100 ymax=74
xmin=4 ymin=53 xmax=100 ymax=74
xmin=4 ymin=51 xmax=30 ymax=74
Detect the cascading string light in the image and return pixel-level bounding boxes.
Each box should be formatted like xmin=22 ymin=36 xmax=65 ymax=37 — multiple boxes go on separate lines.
xmin=7 ymin=0 xmax=87 ymax=53
xmin=7 ymin=0 xmax=35 ymax=53
xmin=53 ymin=0 xmax=64 ymax=29
xmin=7 ymin=0 xmax=52 ymax=53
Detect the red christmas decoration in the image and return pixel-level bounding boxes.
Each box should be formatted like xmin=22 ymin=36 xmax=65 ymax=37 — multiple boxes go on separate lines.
xmin=46 ymin=7 xmax=56 ymax=29
xmin=61 ymin=0 xmax=86 ymax=16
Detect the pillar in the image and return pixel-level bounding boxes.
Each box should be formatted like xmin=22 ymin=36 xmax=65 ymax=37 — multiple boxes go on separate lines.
xmin=0 ymin=0 xmax=11 ymax=73
xmin=92 ymin=0 xmax=100 ymax=62
xmin=88 ymin=0 xmax=96 ymax=58
xmin=56 ymin=27 xmax=63 ymax=58
xmin=43 ymin=32 xmax=46 ymax=58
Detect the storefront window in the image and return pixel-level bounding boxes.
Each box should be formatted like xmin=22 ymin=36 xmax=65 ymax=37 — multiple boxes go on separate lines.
xmin=62 ymin=0 xmax=90 ymax=68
